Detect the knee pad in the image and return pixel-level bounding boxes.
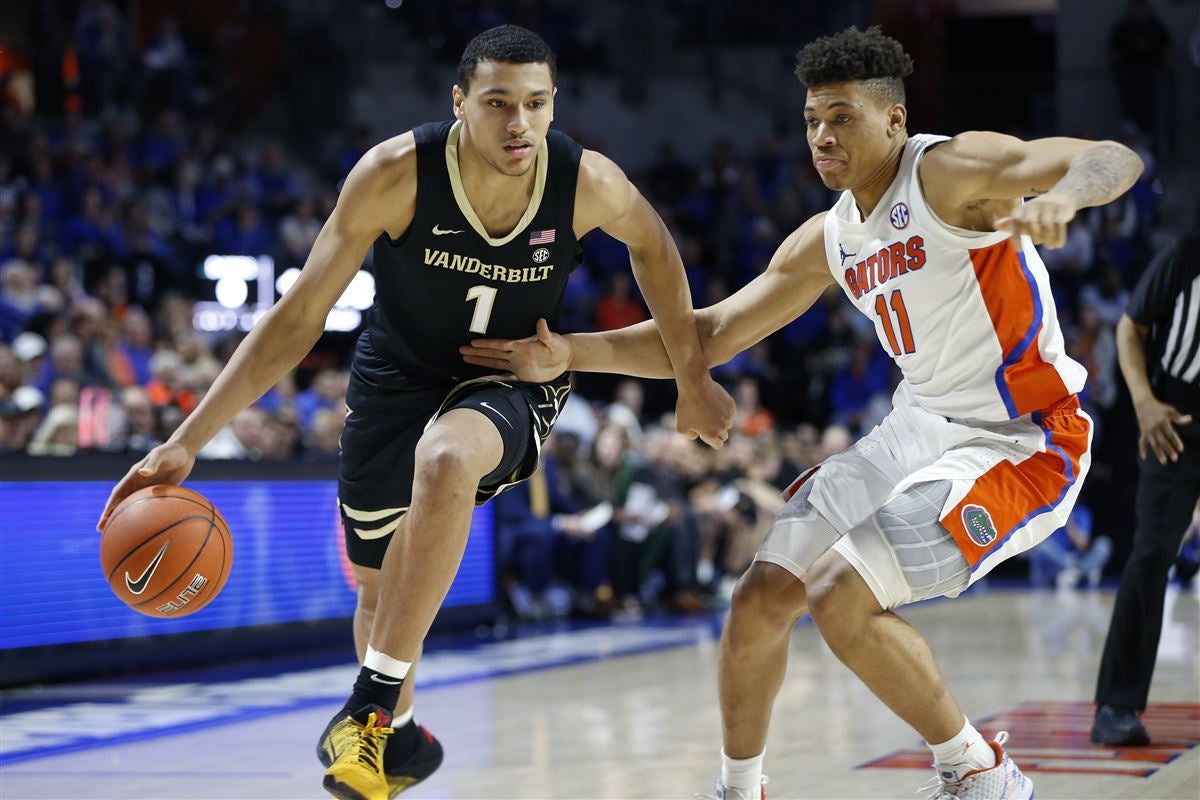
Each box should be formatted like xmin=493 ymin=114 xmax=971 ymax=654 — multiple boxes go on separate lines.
xmin=834 ymin=481 xmax=970 ymax=610
xmin=877 ymin=482 xmax=970 ymax=603
xmin=754 ymin=478 xmax=842 ymax=581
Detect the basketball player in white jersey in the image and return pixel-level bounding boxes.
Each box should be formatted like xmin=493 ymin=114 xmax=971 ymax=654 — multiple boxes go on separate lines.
xmin=460 ymin=26 xmax=1144 ymax=800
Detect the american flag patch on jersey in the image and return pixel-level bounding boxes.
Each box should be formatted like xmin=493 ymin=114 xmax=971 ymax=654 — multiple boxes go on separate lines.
xmin=529 ymin=229 xmax=556 ymax=245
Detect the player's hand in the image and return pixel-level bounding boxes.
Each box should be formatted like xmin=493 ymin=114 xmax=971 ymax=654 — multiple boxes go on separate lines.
xmin=1134 ymin=396 xmax=1193 ymax=465
xmin=460 ymin=318 xmax=572 ymax=383
xmin=675 ymin=374 xmax=735 ymax=449
xmin=995 ymin=193 xmax=1076 ymax=249
xmin=97 ymin=442 xmax=196 ymax=531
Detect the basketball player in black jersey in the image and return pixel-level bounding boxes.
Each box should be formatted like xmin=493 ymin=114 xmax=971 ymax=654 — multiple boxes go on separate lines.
xmin=98 ymin=25 xmax=734 ymax=800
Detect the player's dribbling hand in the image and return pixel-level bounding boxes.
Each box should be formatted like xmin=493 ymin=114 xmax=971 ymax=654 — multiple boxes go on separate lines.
xmin=675 ymin=374 xmax=735 ymax=450
xmin=994 ymin=192 xmax=1076 ymax=249
xmin=97 ymin=442 xmax=196 ymax=532
xmin=460 ymin=318 xmax=572 ymax=383
xmin=1134 ymin=395 xmax=1193 ymax=465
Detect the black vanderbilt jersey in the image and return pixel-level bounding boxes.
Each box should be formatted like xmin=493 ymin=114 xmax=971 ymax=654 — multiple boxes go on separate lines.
xmin=365 ymin=120 xmax=584 ymax=379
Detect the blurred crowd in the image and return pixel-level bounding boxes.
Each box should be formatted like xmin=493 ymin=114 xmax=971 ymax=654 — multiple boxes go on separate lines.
xmin=0 ymin=1 xmax=1181 ymax=614
xmin=494 ymin=378 xmax=856 ymax=619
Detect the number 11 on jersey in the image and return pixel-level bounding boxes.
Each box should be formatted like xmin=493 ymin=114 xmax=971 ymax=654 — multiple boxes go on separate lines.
xmin=874 ymin=289 xmax=916 ymax=356
xmin=466 ymin=285 xmax=497 ymax=334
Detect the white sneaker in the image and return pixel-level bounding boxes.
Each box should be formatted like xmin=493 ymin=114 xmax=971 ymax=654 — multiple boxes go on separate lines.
xmin=922 ymin=732 xmax=1033 ymax=800
xmin=696 ymin=776 xmax=768 ymax=800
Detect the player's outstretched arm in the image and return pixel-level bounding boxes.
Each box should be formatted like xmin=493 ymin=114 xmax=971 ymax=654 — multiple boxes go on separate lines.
xmin=462 ymin=213 xmax=834 ymax=382
xmin=459 ymin=314 xmax=690 ymax=382
xmin=574 ymin=149 xmax=733 ymax=446
xmin=98 ymin=135 xmax=417 ymax=530
xmin=920 ymin=131 xmax=1144 ymax=248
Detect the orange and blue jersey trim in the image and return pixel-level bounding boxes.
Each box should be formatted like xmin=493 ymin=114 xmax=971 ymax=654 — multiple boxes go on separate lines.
xmin=942 ymin=395 xmax=1090 ymax=570
xmin=995 ymin=249 xmax=1044 ymax=418
xmin=970 ymin=240 xmax=1070 ymax=419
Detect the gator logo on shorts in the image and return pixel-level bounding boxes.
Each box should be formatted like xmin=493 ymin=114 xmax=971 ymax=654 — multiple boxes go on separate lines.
xmin=961 ymin=504 xmax=998 ymax=547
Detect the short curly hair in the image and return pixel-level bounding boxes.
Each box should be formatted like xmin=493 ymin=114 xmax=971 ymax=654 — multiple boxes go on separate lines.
xmin=458 ymin=25 xmax=557 ymax=93
xmin=794 ymin=26 xmax=914 ymax=106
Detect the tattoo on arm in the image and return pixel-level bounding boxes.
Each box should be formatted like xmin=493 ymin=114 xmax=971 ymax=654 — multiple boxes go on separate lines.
xmin=1052 ymin=142 xmax=1144 ymax=208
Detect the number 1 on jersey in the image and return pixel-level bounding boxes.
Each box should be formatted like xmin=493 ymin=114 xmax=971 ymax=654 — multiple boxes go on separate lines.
xmin=465 ymin=285 xmax=497 ymax=334
xmin=874 ymin=289 xmax=916 ymax=356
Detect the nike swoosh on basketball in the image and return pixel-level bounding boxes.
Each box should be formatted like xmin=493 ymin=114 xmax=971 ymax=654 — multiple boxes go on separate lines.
xmin=432 ymin=225 xmax=464 ymax=235
xmin=370 ymin=673 xmax=404 ymax=685
xmin=480 ymin=401 xmax=513 ymax=428
xmin=125 ymin=541 xmax=170 ymax=595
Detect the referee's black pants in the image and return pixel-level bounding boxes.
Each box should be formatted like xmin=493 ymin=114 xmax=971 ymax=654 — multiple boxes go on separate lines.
xmin=1095 ymin=427 xmax=1200 ymax=712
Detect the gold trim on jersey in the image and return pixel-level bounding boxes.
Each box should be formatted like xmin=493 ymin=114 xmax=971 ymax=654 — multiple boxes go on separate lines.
xmin=340 ymin=502 xmax=409 ymax=540
xmin=445 ymin=120 xmax=548 ymax=247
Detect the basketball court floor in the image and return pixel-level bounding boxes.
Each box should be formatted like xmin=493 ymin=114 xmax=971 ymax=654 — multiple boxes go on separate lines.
xmin=2 ymin=587 xmax=1197 ymax=799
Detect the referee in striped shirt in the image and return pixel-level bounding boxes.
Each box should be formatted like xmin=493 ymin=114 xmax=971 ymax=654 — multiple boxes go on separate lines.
xmin=1093 ymin=230 xmax=1200 ymax=746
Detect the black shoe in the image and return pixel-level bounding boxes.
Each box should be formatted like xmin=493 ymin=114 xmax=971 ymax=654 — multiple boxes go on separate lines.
xmin=383 ymin=722 xmax=444 ymax=797
xmin=1091 ymin=704 xmax=1150 ymax=746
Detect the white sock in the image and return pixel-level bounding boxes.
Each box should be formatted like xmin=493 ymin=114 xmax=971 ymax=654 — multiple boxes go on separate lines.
xmin=927 ymin=718 xmax=995 ymax=771
xmin=364 ymin=645 xmax=412 ymax=680
xmin=392 ymin=706 xmax=414 ymax=727
xmin=721 ymin=749 xmax=764 ymax=792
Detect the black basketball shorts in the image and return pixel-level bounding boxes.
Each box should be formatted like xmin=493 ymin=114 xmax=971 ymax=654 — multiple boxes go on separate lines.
xmin=337 ymin=336 xmax=570 ymax=569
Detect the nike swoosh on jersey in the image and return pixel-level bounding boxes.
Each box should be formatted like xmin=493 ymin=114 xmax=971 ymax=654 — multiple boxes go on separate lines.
xmin=432 ymin=225 xmax=464 ymax=235
xmin=125 ymin=541 xmax=170 ymax=595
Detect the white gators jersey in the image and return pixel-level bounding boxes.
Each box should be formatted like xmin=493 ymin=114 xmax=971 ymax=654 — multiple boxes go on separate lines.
xmin=822 ymin=134 xmax=1087 ymax=421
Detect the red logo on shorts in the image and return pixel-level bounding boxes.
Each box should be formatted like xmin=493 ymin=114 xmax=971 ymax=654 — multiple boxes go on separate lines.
xmin=961 ymin=504 xmax=999 ymax=547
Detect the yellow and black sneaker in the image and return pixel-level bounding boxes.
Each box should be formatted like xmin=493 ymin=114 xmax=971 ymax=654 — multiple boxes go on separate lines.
xmin=317 ymin=705 xmax=375 ymax=769
xmin=321 ymin=705 xmax=394 ymax=800
xmin=382 ymin=722 xmax=444 ymax=798
xmin=318 ymin=705 xmax=445 ymax=799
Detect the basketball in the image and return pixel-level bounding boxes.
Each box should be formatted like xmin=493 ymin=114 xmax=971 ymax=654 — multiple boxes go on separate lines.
xmin=100 ymin=485 xmax=233 ymax=619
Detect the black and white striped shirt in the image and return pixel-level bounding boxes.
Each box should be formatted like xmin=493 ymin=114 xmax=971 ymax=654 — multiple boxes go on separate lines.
xmin=1128 ymin=232 xmax=1200 ymax=404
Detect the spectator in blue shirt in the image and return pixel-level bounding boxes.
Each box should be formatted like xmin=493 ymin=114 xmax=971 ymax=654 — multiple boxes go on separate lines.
xmin=829 ymin=339 xmax=892 ymax=432
xmin=1029 ymin=504 xmax=1113 ymax=589
xmin=214 ymin=202 xmax=272 ymax=256
xmin=494 ymin=432 xmax=612 ymax=619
